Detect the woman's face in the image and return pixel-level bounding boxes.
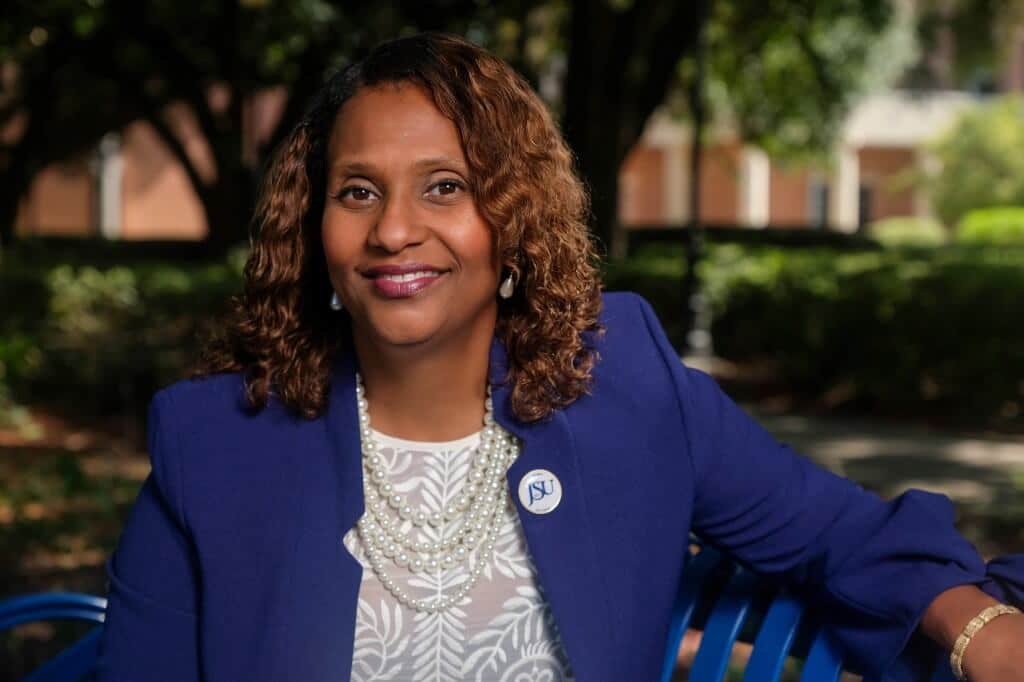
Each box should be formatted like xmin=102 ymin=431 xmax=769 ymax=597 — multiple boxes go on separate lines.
xmin=321 ymin=83 xmax=500 ymax=353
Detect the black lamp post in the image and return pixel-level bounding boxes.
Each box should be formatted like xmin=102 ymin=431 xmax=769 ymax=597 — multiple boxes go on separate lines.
xmin=683 ymin=0 xmax=713 ymax=357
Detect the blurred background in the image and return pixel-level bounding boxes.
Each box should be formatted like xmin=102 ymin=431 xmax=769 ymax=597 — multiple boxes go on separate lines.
xmin=2 ymin=0 xmax=1023 ymax=678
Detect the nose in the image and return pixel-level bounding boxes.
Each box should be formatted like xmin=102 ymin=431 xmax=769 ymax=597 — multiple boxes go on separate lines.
xmin=367 ymin=192 xmax=425 ymax=253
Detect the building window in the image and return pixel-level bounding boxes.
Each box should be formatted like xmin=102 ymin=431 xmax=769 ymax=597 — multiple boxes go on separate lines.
xmin=808 ymin=180 xmax=829 ymax=228
xmin=858 ymin=184 xmax=874 ymax=229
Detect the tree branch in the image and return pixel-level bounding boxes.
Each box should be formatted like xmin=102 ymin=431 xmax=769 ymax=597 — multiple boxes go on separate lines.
xmin=144 ymin=111 xmax=209 ymax=198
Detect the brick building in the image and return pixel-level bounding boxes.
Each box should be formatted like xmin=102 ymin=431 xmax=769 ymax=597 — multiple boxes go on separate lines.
xmin=2 ymin=89 xmax=987 ymax=240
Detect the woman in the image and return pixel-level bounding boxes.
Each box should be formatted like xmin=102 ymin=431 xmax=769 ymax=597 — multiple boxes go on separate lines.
xmin=97 ymin=33 xmax=1024 ymax=681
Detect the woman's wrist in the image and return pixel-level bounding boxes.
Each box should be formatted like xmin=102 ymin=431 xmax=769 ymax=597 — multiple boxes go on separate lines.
xmin=954 ymin=605 xmax=1022 ymax=680
xmin=921 ymin=584 xmax=1002 ymax=651
xmin=920 ymin=584 xmax=1023 ymax=680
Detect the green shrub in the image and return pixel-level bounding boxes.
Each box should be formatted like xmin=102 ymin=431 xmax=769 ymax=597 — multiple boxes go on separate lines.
xmin=606 ymin=243 xmax=1024 ymax=426
xmin=956 ymin=207 xmax=1024 ymax=244
xmin=868 ymin=216 xmax=948 ymax=247
xmin=0 ymin=251 xmax=244 ymax=417
xmin=5 ymin=242 xmax=1024 ymax=427
xmin=924 ymin=95 xmax=1024 ymax=225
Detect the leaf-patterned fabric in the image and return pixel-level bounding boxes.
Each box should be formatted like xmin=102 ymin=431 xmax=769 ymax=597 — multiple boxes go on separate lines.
xmin=343 ymin=429 xmax=575 ymax=682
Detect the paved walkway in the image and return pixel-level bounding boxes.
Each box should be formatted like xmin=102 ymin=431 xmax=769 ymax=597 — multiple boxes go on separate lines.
xmin=751 ymin=409 xmax=1024 ymax=506
xmin=681 ymin=354 xmax=1024 ymax=506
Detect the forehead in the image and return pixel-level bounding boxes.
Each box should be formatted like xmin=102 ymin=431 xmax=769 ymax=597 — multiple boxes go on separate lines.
xmin=326 ymin=84 xmax=466 ymax=168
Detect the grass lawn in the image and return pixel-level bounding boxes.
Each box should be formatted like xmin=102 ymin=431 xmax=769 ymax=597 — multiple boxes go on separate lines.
xmin=0 ymin=413 xmax=148 ymax=680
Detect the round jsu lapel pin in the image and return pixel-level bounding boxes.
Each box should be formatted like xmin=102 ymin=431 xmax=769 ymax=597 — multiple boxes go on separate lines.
xmin=517 ymin=469 xmax=562 ymax=515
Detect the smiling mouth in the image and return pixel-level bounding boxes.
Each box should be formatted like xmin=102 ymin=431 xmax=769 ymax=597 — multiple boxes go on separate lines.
xmin=372 ymin=270 xmax=442 ymax=283
xmin=363 ymin=268 xmax=448 ymax=298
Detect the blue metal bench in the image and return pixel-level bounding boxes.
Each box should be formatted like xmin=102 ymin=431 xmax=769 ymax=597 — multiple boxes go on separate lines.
xmin=3 ymin=546 xmax=925 ymax=681
xmin=0 ymin=592 xmax=106 ymax=682
xmin=662 ymin=544 xmax=850 ymax=681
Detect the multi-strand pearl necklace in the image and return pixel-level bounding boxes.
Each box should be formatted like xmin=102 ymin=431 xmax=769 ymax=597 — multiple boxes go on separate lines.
xmin=354 ymin=373 xmax=520 ymax=614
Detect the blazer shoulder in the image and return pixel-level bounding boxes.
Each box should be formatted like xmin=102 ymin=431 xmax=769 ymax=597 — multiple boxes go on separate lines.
xmin=147 ymin=372 xmax=250 ymax=465
xmin=594 ymin=290 xmax=664 ymax=354
xmin=144 ymin=372 xmax=251 ymax=517
xmin=598 ymin=290 xmax=652 ymax=324
xmin=152 ymin=371 xmax=247 ymax=424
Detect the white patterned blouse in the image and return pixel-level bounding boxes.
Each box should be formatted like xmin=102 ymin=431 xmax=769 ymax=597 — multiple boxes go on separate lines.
xmin=342 ymin=428 xmax=575 ymax=682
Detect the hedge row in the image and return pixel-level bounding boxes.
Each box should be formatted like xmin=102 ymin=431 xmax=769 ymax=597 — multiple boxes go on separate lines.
xmin=606 ymin=243 xmax=1024 ymax=427
xmin=1 ymin=251 xmax=244 ymax=420
xmin=3 ymin=242 xmax=1023 ymax=427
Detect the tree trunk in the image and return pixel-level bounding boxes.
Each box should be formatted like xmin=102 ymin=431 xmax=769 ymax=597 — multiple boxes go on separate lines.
xmin=563 ymin=0 xmax=701 ymax=262
xmin=199 ymin=167 xmax=256 ymax=259
xmin=563 ymin=1 xmax=630 ymax=260
xmin=0 ymin=184 xmax=21 ymax=249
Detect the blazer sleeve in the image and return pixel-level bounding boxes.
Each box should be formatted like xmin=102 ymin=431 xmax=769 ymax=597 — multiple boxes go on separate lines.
xmin=634 ymin=293 xmax=990 ymax=680
xmin=95 ymin=388 xmax=201 ymax=681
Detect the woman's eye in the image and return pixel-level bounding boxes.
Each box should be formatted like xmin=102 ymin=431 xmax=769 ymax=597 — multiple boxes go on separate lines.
xmin=428 ymin=180 xmax=464 ymax=199
xmin=337 ymin=186 xmax=377 ymax=205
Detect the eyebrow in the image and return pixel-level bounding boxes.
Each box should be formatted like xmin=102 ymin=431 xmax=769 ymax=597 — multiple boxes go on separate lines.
xmin=333 ymin=156 xmax=468 ymax=175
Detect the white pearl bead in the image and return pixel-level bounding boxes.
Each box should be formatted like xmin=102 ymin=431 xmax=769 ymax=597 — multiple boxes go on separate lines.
xmin=352 ymin=373 xmax=523 ymax=616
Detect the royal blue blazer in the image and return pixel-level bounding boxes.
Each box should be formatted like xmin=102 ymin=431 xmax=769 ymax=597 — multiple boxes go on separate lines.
xmin=96 ymin=292 xmax=1024 ymax=681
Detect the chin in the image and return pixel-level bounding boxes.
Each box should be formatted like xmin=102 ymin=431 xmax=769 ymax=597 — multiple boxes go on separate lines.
xmin=366 ymin=310 xmax=444 ymax=348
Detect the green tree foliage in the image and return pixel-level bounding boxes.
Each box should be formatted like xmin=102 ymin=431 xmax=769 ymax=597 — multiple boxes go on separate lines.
xmin=2 ymin=0 xmax=901 ymax=256
xmin=910 ymin=0 xmax=1024 ymax=91
xmin=924 ymin=96 xmax=1024 ymax=225
xmin=698 ymin=0 xmax=908 ymax=160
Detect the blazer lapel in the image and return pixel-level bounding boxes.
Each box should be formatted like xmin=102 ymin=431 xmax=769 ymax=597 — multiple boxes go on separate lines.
xmin=273 ymin=348 xmax=365 ymax=681
xmin=489 ymin=339 xmax=618 ymax=681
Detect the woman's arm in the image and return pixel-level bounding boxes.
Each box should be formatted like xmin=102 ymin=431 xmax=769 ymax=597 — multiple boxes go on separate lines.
xmin=632 ymin=293 xmax=1021 ymax=680
xmin=95 ymin=390 xmax=201 ymax=681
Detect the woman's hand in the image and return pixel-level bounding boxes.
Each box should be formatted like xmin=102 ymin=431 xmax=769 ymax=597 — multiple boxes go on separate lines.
xmin=960 ymin=612 xmax=1024 ymax=681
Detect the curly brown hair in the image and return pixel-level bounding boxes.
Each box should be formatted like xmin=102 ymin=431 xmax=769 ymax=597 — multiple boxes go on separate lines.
xmin=194 ymin=32 xmax=603 ymax=423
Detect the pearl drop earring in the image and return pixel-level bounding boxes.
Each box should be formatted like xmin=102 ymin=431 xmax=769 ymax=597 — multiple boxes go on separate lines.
xmin=330 ymin=291 xmax=343 ymax=311
xmin=498 ymin=273 xmax=515 ymax=300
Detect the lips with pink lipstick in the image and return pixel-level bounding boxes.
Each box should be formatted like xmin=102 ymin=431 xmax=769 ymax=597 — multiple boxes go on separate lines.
xmin=362 ymin=263 xmax=449 ymax=299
